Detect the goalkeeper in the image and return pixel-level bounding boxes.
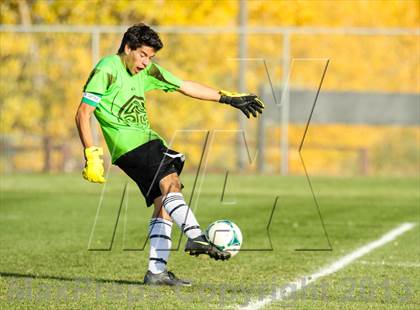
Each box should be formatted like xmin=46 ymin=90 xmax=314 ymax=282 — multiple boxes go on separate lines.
xmin=75 ymin=23 xmax=264 ymax=287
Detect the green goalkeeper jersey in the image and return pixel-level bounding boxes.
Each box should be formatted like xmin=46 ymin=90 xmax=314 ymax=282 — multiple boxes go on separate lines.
xmin=81 ymin=54 xmax=183 ymax=163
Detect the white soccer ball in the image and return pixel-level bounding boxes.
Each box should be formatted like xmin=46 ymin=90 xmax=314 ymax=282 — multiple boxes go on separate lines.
xmin=206 ymin=220 xmax=242 ymax=257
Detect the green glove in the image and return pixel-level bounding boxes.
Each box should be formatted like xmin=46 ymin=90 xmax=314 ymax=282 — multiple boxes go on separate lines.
xmin=82 ymin=146 xmax=106 ymax=183
xmin=219 ymin=90 xmax=265 ymax=118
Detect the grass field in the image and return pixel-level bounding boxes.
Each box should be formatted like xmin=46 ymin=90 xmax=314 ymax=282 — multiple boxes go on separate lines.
xmin=0 ymin=172 xmax=419 ymax=309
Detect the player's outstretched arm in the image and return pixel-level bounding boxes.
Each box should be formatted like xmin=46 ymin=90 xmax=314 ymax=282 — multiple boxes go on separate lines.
xmin=178 ymin=81 xmax=265 ymax=118
xmin=178 ymin=80 xmax=221 ymax=101
xmin=75 ymin=103 xmax=106 ymax=183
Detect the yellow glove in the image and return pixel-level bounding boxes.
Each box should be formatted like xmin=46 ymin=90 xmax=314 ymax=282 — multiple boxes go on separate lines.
xmin=82 ymin=146 xmax=106 ymax=183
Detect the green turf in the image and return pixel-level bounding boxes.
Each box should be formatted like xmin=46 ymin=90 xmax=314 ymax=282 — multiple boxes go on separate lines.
xmin=0 ymin=173 xmax=418 ymax=309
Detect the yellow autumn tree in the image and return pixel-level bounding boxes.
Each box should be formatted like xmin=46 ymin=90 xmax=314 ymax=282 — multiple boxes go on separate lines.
xmin=0 ymin=0 xmax=418 ymax=174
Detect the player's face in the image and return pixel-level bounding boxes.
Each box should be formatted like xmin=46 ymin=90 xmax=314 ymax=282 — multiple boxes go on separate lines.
xmin=125 ymin=45 xmax=156 ymax=75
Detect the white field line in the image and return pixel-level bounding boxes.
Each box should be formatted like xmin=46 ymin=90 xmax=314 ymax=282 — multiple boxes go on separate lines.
xmin=238 ymin=222 xmax=416 ymax=310
xmin=357 ymin=260 xmax=420 ymax=268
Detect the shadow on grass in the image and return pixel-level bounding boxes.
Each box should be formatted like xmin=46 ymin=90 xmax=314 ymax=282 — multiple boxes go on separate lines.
xmin=0 ymin=271 xmax=143 ymax=286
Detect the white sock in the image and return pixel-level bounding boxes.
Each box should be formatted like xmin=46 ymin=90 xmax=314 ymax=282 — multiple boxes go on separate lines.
xmin=148 ymin=217 xmax=172 ymax=274
xmin=162 ymin=192 xmax=202 ymax=239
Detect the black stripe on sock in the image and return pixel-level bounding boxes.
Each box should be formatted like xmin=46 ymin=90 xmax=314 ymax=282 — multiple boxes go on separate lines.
xmin=183 ymin=225 xmax=201 ymax=233
xmin=149 ymin=220 xmax=173 ymax=228
xmin=163 ymin=194 xmax=183 ymax=201
xmin=150 ymin=218 xmax=172 ymax=223
xmin=163 ymin=199 xmax=184 ymax=208
xmin=168 ymin=204 xmax=187 ymax=217
xmin=149 ymin=257 xmax=167 ymax=264
xmin=163 ymin=195 xmax=184 ymax=206
xmin=150 ymin=234 xmax=171 ymax=241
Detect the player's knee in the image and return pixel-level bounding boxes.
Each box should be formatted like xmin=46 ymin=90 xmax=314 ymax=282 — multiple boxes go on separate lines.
xmin=160 ymin=173 xmax=182 ymax=194
xmin=168 ymin=177 xmax=182 ymax=192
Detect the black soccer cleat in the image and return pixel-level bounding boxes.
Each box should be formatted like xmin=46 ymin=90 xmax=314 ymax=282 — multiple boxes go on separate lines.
xmin=185 ymin=235 xmax=231 ymax=261
xmin=143 ymin=270 xmax=192 ymax=287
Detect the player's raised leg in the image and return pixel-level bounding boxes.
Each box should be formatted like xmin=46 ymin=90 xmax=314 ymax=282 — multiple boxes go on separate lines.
xmin=159 ymin=173 xmax=231 ymax=261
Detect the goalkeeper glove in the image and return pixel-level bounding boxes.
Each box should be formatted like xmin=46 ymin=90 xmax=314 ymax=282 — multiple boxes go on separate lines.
xmin=219 ymin=90 xmax=265 ymax=118
xmin=82 ymin=146 xmax=106 ymax=183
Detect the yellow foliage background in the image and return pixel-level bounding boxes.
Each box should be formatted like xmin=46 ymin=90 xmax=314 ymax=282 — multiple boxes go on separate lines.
xmin=0 ymin=0 xmax=418 ymax=175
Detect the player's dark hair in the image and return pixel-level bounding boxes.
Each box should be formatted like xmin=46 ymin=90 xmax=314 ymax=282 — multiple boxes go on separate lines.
xmin=118 ymin=23 xmax=163 ymax=53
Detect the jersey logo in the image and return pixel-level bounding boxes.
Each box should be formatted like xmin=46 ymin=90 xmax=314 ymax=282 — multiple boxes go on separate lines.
xmin=118 ymin=95 xmax=148 ymax=126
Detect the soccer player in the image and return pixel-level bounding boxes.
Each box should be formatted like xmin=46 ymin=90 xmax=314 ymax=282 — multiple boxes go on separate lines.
xmin=75 ymin=23 xmax=264 ymax=286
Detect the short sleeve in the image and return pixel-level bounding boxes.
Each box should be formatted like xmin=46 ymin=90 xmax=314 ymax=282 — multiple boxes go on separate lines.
xmin=144 ymin=63 xmax=183 ymax=93
xmin=81 ymin=60 xmax=116 ymax=107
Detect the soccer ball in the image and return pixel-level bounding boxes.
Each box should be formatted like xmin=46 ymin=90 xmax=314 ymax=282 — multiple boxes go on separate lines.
xmin=206 ymin=220 xmax=242 ymax=257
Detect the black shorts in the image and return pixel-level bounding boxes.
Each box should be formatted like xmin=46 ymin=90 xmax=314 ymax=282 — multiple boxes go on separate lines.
xmin=115 ymin=139 xmax=185 ymax=207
